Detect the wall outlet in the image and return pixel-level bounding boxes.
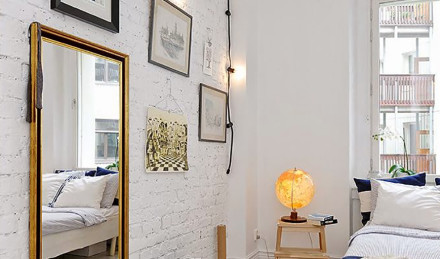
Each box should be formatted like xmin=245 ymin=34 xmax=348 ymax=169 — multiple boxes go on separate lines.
xmin=253 ymin=229 xmax=260 ymax=241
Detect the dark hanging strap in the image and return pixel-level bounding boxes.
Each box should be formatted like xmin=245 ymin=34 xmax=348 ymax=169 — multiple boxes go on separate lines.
xmin=26 ymin=22 xmax=43 ymax=123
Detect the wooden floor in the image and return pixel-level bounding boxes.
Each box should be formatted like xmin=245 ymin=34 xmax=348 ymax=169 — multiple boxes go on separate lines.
xmin=54 ymin=251 xmax=117 ymax=259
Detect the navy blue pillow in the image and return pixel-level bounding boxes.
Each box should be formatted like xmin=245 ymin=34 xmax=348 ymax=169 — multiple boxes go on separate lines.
xmin=354 ymin=173 xmax=426 ymax=225
xmin=54 ymin=169 xmax=72 ymax=174
xmin=85 ymin=170 xmax=96 ymax=177
xmin=96 ymin=167 xmax=118 ymax=176
xmin=435 ymin=178 xmax=440 ymax=185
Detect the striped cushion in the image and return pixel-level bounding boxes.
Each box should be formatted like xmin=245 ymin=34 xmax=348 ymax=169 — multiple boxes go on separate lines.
xmin=354 ymin=173 xmax=426 ymax=225
xmin=48 ymin=175 xmax=81 ymax=207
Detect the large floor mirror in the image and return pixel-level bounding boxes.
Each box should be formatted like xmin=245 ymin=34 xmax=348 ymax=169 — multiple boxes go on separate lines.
xmin=29 ymin=24 xmax=129 ymax=259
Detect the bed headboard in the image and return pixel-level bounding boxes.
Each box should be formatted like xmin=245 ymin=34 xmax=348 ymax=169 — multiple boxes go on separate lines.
xmin=350 ymin=188 xmax=363 ymax=235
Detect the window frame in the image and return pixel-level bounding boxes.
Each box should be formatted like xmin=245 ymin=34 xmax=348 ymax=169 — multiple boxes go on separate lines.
xmin=95 ymin=119 xmax=119 ymax=164
xmin=95 ymin=58 xmax=120 ymax=85
xmin=371 ymin=0 xmax=438 ymax=182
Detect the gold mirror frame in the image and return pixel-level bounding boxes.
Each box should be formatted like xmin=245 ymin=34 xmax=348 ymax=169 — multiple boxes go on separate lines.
xmin=29 ymin=23 xmax=129 ymax=259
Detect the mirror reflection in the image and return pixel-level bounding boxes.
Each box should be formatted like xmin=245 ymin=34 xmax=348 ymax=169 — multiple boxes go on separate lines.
xmin=41 ymin=40 xmax=120 ymax=259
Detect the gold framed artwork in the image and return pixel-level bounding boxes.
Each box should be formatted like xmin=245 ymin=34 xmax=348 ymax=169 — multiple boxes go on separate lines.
xmin=29 ymin=23 xmax=129 ymax=259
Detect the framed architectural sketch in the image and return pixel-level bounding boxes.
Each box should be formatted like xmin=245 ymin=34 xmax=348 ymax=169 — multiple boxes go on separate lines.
xmin=146 ymin=107 xmax=189 ymax=172
xmin=51 ymin=0 xmax=119 ymax=33
xmin=148 ymin=0 xmax=193 ymax=77
xmin=199 ymin=84 xmax=227 ymax=143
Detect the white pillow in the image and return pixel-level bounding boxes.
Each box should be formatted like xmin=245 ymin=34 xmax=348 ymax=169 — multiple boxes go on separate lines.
xmin=100 ymin=174 xmax=119 ymax=208
xmin=42 ymin=173 xmax=70 ymax=206
xmin=53 ymin=175 xmax=109 ymax=209
xmin=371 ymin=180 xmax=440 ymax=231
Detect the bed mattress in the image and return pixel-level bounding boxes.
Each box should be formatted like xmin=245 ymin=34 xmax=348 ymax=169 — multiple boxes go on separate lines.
xmin=344 ymin=224 xmax=440 ymax=259
xmin=42 ymin=206 xmax=119 ymax=235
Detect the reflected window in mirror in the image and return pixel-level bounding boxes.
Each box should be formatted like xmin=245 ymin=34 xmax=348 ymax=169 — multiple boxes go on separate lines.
xmin=77 ymin=54 xmax=120 ymax=169
xmin=95 ymin=58 xmax=120 ymax=84
xmin=96 ymin=119 xmax=119 ymax=164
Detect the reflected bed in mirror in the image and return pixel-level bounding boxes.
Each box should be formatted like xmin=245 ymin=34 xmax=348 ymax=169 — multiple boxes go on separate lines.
xmin=29 ymin=24 xmax=128 ymax=259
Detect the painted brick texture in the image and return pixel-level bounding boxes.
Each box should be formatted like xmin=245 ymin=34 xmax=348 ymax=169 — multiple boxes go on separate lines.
xmin=0 ymin=0 xmax=229 ymax=258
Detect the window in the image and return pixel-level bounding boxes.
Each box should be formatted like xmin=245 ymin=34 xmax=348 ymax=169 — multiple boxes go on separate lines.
xmin=95 ymin=58 xmax=119 ymax=83
xmin=373 ymin=0 xmax=437 ymax=176
xmin=95 ymin=119 xmax=119 ymax=163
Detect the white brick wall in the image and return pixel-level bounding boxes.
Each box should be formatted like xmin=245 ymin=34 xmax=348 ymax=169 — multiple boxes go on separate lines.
xmin=0 ymin=0 xmax=229 ymax=258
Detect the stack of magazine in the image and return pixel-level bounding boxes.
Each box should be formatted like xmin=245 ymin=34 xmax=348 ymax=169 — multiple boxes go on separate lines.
xmin=307 ymin=213 xmax=338 ymax=226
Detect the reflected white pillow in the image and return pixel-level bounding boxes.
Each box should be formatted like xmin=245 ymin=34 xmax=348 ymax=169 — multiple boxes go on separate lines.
xmin=53 ymin=175 xmax=109 ymax=209
xmin=100 ymin=174 xmax=119 ymax=208
xmin=371 ymin=180 xmax=440 ymax=231
xmin=42 ymin=173 xmax=70 ymax=206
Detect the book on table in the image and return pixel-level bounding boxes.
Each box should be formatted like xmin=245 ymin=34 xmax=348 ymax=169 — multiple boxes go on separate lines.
xmin=307 ymin=213 xmax=334 ymax=221
xmin=308 ymin=218 xmax=338 ymax=226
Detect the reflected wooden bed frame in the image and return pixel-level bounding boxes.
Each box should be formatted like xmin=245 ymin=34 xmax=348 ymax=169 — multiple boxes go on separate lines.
xmin=43 ymin=215 xmax=119 ymax=258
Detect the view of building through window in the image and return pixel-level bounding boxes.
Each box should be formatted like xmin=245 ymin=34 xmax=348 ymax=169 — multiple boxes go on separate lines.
xmin=379 ymin=1 xmax=437 ymax=174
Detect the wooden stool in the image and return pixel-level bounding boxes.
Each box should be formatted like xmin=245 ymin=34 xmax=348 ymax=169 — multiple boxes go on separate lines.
xmin=275 ymin=220 xmax=329 ymax=259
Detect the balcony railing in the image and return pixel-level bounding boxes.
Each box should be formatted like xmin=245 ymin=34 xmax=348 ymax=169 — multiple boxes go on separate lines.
xmin=380 ymin=74 xmax=435 ymax=106
xmin=381 ymin=154 xmax=436 ymax=175
xmin=380 ymin=2 xmax=433 ymax=26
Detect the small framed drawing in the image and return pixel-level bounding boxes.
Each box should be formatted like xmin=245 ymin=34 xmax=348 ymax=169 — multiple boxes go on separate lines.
xmin=51 ymin=0 xmax=119 ymax=33
xmin=203 ymin=40 xmax=213 ymax=76
xmin=148 ymin=0 xmax=193 ymax=77
xmin=199 ymin=84 xmax=227 ymax=143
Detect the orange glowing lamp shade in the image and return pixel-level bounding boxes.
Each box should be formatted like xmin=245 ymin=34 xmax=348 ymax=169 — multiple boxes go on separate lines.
xmin=275 ymin=169 xmax=315 ymax=211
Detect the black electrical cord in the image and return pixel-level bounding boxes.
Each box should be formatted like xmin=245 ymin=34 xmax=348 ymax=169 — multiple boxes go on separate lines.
xmin=225 ymin=0 xmax=234 ymax=175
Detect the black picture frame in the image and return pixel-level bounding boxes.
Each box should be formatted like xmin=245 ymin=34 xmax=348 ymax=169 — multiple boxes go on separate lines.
xmin=148 ymin=0 xmax=193 ymax=77
xmin=51 ymin=0 xmax=119 ymax=33
xmin=199 ymin=84 xmax=227 ymax=143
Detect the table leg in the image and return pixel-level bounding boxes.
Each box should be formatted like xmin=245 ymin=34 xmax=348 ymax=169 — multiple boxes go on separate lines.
xmin=319 ymin=227 xmax=327 ymax=253
xmin=275 ymin=225 xmax=282 ymax=258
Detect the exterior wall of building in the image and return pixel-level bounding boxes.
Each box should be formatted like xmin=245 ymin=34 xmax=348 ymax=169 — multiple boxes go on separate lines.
xmin=379 ymin=1 xmax=439 ymax=176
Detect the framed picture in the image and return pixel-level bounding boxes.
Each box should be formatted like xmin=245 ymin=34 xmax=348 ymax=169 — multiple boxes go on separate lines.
xmin=146 ymin=107 xmax=189 ymax=172
xmin=199 ymin=84 xmax=227 ymax=143
xmin=203 ymin=40 xmax=213 ymax=76
xmin=51 ymin=0 xmax=119 ymax=33
xmin=148 ymin=0 xmax=193 ymax=77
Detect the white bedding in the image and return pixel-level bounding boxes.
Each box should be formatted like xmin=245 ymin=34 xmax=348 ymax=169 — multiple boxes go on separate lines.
xmin=345 ymin=224 xmax=440 ymax=259
xmin=42 ymin=206 xmax=119 ymax=235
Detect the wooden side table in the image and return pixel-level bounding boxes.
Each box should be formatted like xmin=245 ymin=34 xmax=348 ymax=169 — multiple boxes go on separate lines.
xmin=275 ymin=220 xmax=329 ymax=259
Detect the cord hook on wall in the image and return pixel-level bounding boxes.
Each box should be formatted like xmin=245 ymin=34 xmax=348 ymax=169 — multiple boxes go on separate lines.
xmin=225 ymin=0 xmax=234 ymax=175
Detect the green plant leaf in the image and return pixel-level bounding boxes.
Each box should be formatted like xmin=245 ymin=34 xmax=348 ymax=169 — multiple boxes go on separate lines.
xmin=406 ymin=169 xmax=416 ymax=175
xmin=388 ymin=164 xmax=403 ymax=174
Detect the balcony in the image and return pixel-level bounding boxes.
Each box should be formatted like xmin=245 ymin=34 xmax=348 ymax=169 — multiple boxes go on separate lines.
xmin=381 ymin=154 xmax=436 ymax=175
xmin=380 ymin=2 xmax=433 ymax=26
xmin=380 ymin=74 xmax=435 ymax=107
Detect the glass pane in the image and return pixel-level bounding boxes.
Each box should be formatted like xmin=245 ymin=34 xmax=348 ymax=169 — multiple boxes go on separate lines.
xmin=96 ymin=119 xmax=119 ymax=131
xmin=95 ymin=58 xmax=105 ymax=81
xmin=107 ymin=133 xmax=118 ymax=158
xmin=379 ymin=1 xmax=437 ymax=175
xmin=108 ymin=62 xmax=119 ymax=83
xmin=96 ymin=133 xmax=105 ymax=158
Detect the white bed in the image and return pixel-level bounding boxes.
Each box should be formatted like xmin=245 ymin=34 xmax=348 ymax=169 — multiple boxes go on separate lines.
xmin=42 ymin=206 xmax=119 ymax=259
xmin=344 ymin=223 xmax=440 ymax=259
xmin=346 ymin=178 xmax=440 ymax=259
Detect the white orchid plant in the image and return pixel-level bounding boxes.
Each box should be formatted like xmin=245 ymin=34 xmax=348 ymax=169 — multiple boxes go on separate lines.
xmin=372 ymin=127 xmax=415 ymax=178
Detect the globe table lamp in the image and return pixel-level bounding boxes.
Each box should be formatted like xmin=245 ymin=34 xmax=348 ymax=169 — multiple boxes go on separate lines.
xmin=275 ymin=168 xmax=315 ymax=223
